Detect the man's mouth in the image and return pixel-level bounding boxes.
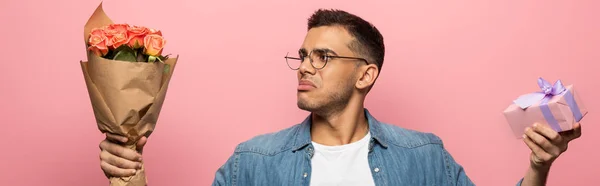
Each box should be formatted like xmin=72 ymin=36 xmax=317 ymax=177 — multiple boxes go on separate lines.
xmin=298 ymin=80 xmax=316 ymax=91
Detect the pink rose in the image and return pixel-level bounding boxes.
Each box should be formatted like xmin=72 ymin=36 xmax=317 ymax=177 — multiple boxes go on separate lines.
xmin=143 ymin=34 xmax=166 ymax=56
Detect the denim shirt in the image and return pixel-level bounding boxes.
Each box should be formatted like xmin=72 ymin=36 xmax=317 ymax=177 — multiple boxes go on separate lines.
xmin=213 ymin=109 xmax=524 ymax=186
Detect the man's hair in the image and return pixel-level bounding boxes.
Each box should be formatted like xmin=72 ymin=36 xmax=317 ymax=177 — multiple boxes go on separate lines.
xmin=307 ymin=9 xmax=385 ymax=72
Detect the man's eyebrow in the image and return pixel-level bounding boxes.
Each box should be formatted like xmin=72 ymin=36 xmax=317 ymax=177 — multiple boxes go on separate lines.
xmin=313 ymin=48 xmax=339 ymax=56
xmin=298 ymin=48 xmax=307 ymax=55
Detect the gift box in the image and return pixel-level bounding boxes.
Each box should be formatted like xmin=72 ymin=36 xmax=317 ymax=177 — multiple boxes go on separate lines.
xmin=503 ymin=78 xmax=587 ymax=138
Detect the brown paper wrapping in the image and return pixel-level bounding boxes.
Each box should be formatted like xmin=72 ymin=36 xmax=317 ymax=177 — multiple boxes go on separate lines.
xmin=81 ymin=3 xmax=178 ymax=186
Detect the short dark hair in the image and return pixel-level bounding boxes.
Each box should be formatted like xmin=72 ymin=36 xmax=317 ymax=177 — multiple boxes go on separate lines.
xmin=307 ymin=9 xmax=385 ymax=72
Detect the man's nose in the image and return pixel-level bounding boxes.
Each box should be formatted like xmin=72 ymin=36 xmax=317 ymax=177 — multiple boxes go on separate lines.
xmin=298 ymin=56 xmax=315 ymax=74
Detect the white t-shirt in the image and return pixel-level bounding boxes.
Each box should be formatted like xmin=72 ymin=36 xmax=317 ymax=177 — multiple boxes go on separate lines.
xmin=310 ymin=132 xmax=376 ymax=186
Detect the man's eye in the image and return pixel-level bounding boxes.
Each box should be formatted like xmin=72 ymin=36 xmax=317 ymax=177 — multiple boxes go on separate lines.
xmin=319 ymin=55 xmax=329 ymax=62
xmin=312 ymin=51 xmax=326 ymax=61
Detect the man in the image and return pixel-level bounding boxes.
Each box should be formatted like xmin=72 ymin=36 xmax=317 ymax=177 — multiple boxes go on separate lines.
xmin=99 ymin=9 xmax=583 ymax=185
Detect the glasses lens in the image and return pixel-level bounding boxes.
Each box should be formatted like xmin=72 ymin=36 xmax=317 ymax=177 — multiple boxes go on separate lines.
xmin=310 ymin=50 xmax=327 ymax=69
xmin=286 ymin=54 xmax=302 ymax=70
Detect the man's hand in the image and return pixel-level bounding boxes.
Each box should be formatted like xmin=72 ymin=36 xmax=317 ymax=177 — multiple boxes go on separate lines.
xmin=521 ymin=122 xmax=582 ymax=186
xmin=524 ymin=122 xmax=582 ymax=169
xmin=99 ymin=133 xmax=148 ymax=178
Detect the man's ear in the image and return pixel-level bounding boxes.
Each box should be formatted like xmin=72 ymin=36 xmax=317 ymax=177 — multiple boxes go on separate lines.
xmin=356 ymin=64 xmax=379 ymax=90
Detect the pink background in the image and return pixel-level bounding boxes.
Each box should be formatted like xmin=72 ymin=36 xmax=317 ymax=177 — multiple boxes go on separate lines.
xmin=1 ymin=0 xmax=598 ymax=185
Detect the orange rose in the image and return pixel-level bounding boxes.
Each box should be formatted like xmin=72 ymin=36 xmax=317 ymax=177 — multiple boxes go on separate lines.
xmin=87 ymin=28 xmax=109 ymax=56
xmin=143 ymin=34 xmax=166 ymax=56
xmin=127 ymin=26 xmax=148 ymax=49
xmin=103 ymin=24 xmax=129 ymax=47
xmin=148 ymin=28 xmax=162 ymax=36
xmin=103 ymin=24 xmax=129 ymax=36
xmin=109 ymin=31 xmax=129 ymax=49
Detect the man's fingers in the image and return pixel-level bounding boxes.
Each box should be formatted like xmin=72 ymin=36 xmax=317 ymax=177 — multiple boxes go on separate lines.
xmin=99 ymin=140 xmax=142 ymax=162
xmin=531 ymin=123 xmax=561 ymax=143
xmin=524 ymin=127 xmax=560 ymax=156
xmin=523 ymin=135 xmax=553 ymax=162
xmin=573 ymin=122 xmax=582 ymax=138
xmin=137 ymin=136 xmax=148 ymax=154
xmin=563 ymin=122 xmax=582 ymax=141
xmin=100 ymin=150 xmax=142 ymax=170
xmin=100 ymin=161 xmax=137 ymax=177
xmin=106 ymin=133 xmax=128 ymax=143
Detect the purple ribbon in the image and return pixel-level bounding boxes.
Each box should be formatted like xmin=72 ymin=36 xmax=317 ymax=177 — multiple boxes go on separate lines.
xmin=513 ymin=78 xmax=583 ymax=131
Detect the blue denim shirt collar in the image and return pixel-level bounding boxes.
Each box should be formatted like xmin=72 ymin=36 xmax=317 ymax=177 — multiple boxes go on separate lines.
xmin=290 ymin=108 xmax=389 ymax=152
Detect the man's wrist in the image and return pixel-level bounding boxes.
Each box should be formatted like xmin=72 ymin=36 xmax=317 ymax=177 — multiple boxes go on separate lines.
xmin=521 ymin=163 xmax=552 ymax=186
xmin=530 ymin=161 xmax=552 ymax=174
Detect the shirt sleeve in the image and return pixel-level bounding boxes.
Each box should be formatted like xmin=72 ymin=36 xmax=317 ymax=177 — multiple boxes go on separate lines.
xmin=212 ymin=153 xmax=240 ymax=186
xmin=516 ymin=178 xmax=524 ymax=186
xmin=442 ymin=148 xmax=525 ymax=186
xmin=441 ymin=148 xmax=475 ymax=186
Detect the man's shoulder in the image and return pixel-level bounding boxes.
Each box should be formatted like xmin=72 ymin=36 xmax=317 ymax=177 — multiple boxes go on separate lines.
xmin=233 ymin=124 xmax=301 ymax=156
xmin=376 ymin=122 xmax=444 ymax=149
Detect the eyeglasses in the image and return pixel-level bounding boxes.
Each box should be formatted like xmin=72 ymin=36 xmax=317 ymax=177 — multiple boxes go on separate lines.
xmin=284 ymin=49 xmax=369 ymax=70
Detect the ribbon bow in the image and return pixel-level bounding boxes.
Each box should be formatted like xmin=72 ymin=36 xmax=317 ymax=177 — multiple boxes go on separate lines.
xmin=514 ymin=78 xmax=567 ymax=109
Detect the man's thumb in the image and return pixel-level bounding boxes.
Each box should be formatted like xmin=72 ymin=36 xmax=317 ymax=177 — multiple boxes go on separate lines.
xmin=137 ymin=136 xmax=148 ymax=154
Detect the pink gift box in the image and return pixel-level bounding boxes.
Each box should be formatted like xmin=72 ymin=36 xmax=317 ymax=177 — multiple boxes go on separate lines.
xmin=503 ymin=79 xmax=588 ymax=138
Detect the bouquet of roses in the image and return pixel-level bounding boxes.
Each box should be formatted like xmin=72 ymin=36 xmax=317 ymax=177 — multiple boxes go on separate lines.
xmin=80 ymin=3 xmax=178 ymax=186
xmin=88 ymin=24 xmax=168 ymax=63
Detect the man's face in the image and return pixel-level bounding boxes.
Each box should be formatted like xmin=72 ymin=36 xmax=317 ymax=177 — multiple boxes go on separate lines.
xmin=296 ymin=26 xmax=360 ymax=114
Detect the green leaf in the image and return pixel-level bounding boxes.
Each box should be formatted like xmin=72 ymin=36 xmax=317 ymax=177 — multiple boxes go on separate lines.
xmin=114 ymin=51 xmax=137 ymax=62
xmin=113 ymin=45 xmax=135 ymax=54
xmin=164 ymin=64 xmax=170 ymax=74
xmin=113 ymin=46 xmax=137 ymax=62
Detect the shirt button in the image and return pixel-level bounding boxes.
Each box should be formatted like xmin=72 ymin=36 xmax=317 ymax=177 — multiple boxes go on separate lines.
xmin=303 ymin=173 xmax=308 ymax=178
xmin=374 ymin=168 xmax=380 ymax=173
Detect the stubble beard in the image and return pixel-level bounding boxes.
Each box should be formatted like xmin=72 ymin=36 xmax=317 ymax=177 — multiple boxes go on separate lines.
xmin=297 ymin=80 xmax=354 ymax=118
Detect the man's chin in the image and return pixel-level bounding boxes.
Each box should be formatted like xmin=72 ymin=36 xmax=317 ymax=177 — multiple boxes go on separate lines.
xmin=297 ymin=101 xmax=315 ymax=112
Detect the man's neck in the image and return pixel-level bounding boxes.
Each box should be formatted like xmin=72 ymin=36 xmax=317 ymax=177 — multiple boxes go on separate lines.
xmin=310 ymin=99 xmax=369 ymax=146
